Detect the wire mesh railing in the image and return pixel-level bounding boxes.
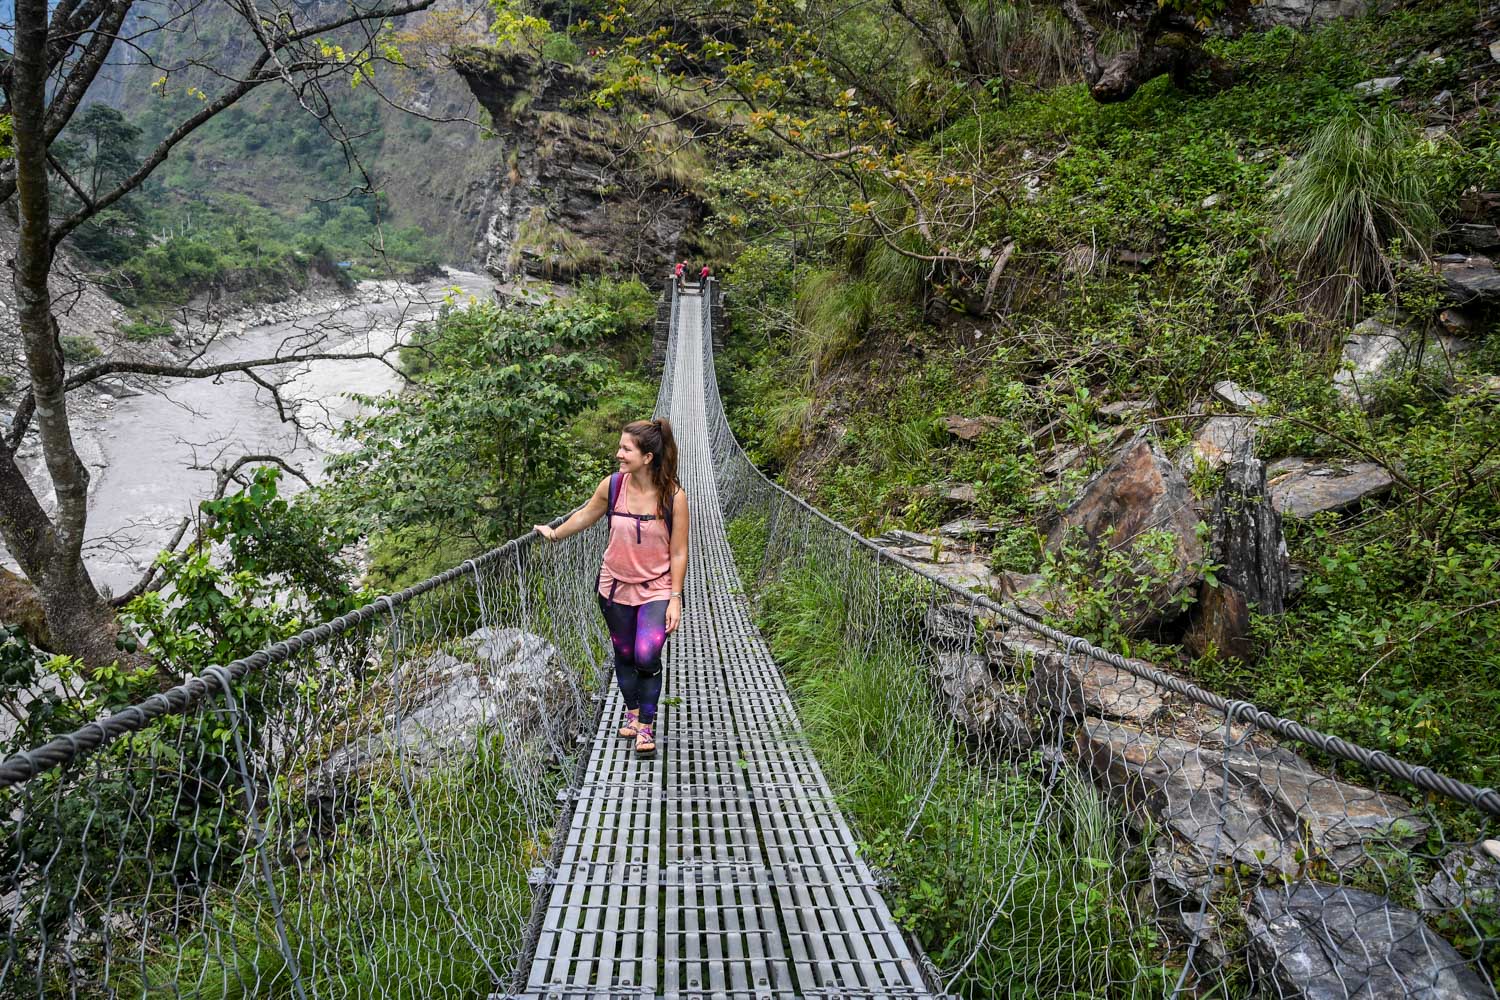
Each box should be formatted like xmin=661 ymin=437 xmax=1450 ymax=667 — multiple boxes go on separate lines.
xmin=0 ymin=300 xmax=694 ymax=999
xmin=697 ymin=278 xmax=1500 ymax=999
xmin=3 ymin=274 xmax=1498 ymax=999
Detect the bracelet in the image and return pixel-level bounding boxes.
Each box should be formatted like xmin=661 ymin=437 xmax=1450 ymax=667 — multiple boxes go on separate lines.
xmin=671 ymin=591 xmax=683 ymax=599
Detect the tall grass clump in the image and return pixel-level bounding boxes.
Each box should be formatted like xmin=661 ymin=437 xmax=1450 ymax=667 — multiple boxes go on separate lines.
xmin=1273 ymin=103 xmax=1441 ymax=313
xmin=639 ymin=126 xmax=710 ymax=190
xmin=863 ymin=238 xmax=928 ymax=307
xmin=794 ymin=269 xmax=877 ymax=375
xmin=754 ymin=557 xmax=1169 ymax=997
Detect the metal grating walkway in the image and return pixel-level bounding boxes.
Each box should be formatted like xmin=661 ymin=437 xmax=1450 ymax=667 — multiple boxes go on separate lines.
xmin=513 ymin=290 xmax=936 ymax=1000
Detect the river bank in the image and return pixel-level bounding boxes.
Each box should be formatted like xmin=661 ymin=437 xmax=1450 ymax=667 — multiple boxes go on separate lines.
xmin=4 ymin=269 xmax=499 ymax=594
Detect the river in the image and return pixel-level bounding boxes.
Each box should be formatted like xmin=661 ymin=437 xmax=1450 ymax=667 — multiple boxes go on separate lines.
xmin=9 ymin=269 xmax=498 ymax=595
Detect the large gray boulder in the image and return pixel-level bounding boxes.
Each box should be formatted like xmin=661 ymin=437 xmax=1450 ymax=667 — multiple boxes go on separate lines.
xmin=1248 ymin=883 xmax=1493 ymax=1000
xmin=994 ymin=632 xmax=1173 ymax=725
xmin=1333 ymin=318 xmax=1472 ymax=410
xmin=1077 ymin=720 xmax=1426 ymax=888
xmin=1045 ymin=435 xmax=1204 ymax=630
xmin=1334 ymin=318 xmax=1411 ymax=407
xmin=1268 ymin=458 xmax=1395 ymax=519
xmin=932 ymin=650 xmax=1034 ymax=749
xmin=305 ymin=627 xmax=579 ymax=831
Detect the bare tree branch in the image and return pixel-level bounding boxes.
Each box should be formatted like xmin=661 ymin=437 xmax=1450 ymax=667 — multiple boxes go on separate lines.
xmin=110 ymin=453 xmax=311 ymax=604
xmin=6 ymin=347 xmax=405 ymax=452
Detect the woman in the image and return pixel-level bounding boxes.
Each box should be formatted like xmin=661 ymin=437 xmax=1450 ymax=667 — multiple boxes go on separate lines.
xmin=534 ymin=419 xmax=689 ymax=757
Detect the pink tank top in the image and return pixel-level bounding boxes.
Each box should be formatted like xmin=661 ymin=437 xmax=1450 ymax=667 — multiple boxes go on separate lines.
xmin=598 ymin=475 xmax=673 ymax=605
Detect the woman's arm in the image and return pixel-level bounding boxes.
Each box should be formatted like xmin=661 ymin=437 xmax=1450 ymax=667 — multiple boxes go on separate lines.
xmin=665 ymin=488 xmax=689 ymax=634
xmin=534 ymin=477 xmax=611 ymax=542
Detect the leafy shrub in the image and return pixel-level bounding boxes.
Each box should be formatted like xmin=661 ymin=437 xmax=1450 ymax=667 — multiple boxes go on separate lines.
xmin=60 ymin=335 xmax=100 ymax=362
xmin=121 ymin=318 xmax=173 ymax=341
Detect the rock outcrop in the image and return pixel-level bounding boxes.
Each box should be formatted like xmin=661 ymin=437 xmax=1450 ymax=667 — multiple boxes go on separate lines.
xmin=1045 ymin=435 xmax=1204 ymax=630
xmin=453 ymin=48 xmax=704 ymax=283
xmin=1184 ymin=452 xmax=1289 ymax=659
xmin=1248 ymin=884 xmax=1492 ymax=1000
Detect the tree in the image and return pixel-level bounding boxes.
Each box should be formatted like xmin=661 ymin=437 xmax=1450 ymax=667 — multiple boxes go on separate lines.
xmin=0 ymin=0 xmax=438 ymax=669
xmin=326 ymin=300 xmax=608 ymax=550
xmin=595 ymin=0 xmax=1012 ymax=308
xmin=68 ymin=104 xmax=141 ymax=199
xmin=1058 ymin=0 xmax=1236 ymax=104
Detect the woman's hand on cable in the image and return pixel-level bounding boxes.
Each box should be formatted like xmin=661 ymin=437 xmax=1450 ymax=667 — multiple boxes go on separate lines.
xmin=533 ymin=524 xmax=557 ymax=541
xmin=665 ymin=595 xmax=682 ymax=634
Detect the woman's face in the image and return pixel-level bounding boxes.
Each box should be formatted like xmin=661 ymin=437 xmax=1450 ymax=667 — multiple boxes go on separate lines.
xmin=616 ymin=432 xmax=653 ymax=474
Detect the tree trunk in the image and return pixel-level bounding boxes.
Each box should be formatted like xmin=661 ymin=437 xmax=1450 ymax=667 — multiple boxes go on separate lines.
xmin=4 ymin=0 xmax=124 ymax=670
xmin=1059 ymin=0 xmax=1234 ymax=104
xmin=1089 ymin=33 xmax=1233 ymax=104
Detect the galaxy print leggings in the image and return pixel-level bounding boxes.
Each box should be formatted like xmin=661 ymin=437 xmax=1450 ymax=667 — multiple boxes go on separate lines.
xmin=597 ymin=595 xmax=669 ymax=724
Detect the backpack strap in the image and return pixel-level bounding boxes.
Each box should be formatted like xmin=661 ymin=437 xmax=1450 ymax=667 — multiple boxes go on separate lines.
xmin=609 ymin=472 xmax=675 ymax=540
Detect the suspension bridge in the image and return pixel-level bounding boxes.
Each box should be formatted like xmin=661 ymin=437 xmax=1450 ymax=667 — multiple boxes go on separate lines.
xmin=1 ymin=280 xmax=1497 ymax=999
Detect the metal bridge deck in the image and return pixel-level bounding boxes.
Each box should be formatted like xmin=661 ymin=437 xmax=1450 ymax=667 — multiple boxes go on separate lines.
xmin=514 ymin=290 xmax=934 ymax=1000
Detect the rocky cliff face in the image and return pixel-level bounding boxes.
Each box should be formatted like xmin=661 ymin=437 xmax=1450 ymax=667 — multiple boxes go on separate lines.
xmin=452 ymin=48 xmax=705 ymax=284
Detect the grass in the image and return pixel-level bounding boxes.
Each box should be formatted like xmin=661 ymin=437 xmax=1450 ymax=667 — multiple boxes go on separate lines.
xmin=127 ymin=737 xmax=547 ymax=998
xmin=739 ymin=533 xmax=1172 ymax=997
xmin=637 ymin=122 xmax=710 ymax=190
xmin=1272 ymin=102 xmax=1442 ymax=312
xmin=508 ymin=206 xmax=606 ymax=278
xmin=794 ymin=269 xmax=877 ymax=374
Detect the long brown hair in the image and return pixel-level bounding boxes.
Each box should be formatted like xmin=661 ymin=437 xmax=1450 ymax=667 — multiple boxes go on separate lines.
xmin=623 ymin=418 xmax=680 ymax=521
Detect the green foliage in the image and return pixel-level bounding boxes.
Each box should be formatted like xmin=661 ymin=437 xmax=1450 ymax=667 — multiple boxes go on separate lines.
xmin=794 ymin=269 xmax=877 ymax=374
xmin=124 ymin=467 xmax=361 ymax=671
xmin=753 ymin=558 xmax=1169 ymax=995
xmin=726 ymin=510 xmax=770 ymax=587
xmin=60 ymin=335 xmax=100 ymax=362
xmin=328 ymin=299 xmax=610 ymax=548
xmin=719 ymin=0 xmax=1500 ymax=804
xmin=1 ymin=469 xmax=368 ymax=984
xmin=569 ymin=370 xmax=658 ymax=467
xmin=541 ymin=30 xmax=583 ymax=65
xmin=1039 ymin=524 xmax=1210 ymax=650
xmin=1272 ymin=103 xmax=1442 ymax=308
xmin=1195 ymin=383 xmax=1500 ymax=795
xmin=573 ymin=274 xmax=657 ymax=369
xmin=121 ymin=317 xmax=174 ymax=341
xmin=131 ymin=743 xmax=544 ymax=998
